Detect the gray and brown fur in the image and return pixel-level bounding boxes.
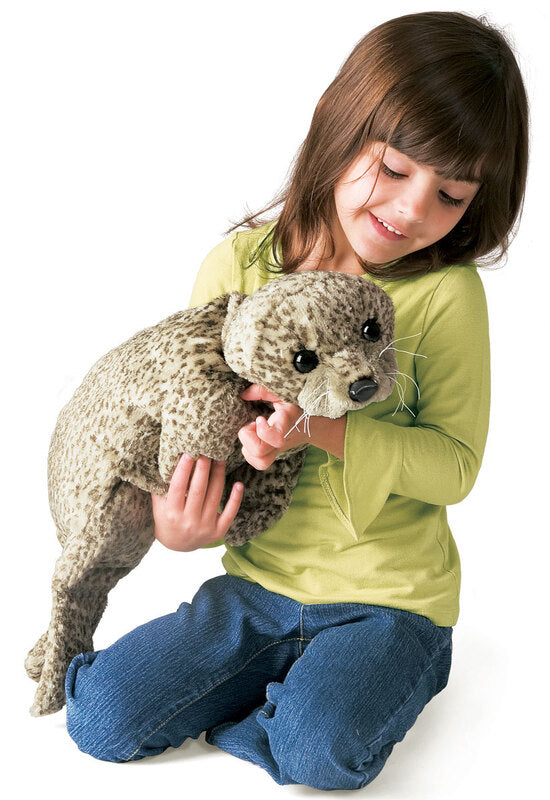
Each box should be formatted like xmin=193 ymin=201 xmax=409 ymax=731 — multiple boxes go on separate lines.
xmin=25 ymin=271 xmax=397 ymax=716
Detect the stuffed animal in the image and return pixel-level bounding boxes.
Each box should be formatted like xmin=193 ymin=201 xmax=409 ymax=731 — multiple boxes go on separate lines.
xmin=25 ymin=270 xmax=397 ymax=716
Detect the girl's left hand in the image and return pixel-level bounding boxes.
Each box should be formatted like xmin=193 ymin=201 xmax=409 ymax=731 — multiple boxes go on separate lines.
xmin=238 ymin=384 xmax=309 ymax=470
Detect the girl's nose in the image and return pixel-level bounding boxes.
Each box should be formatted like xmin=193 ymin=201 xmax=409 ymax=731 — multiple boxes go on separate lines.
xmin=396 ymin=183 xmax=433 ymax=223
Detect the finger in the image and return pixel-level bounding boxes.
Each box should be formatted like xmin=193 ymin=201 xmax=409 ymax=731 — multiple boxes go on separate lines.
xmin=215 ymin=481 xmax=244 ymax=535
xmin=240 ymin=384 xmax=281 ymax=403
xmin=202 ymin=460 xmax=228 ymax=523
xmin=240 ymin=447 xmax=275 ymax=471
xmin=255 ymin=415 xmax=285 ymax=447
xmin=184 ymin=455 xmax=212 ymax=517
xmin=167 ymin=454 xmax=195 ymax=506
xmin=237 ymin=420 xmax=257 ymax=447
xmin=238 ymin=421 xmax=275 ymax=457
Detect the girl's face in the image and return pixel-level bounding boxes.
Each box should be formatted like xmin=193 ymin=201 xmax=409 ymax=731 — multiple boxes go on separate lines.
xmin=332 ymin=142 xmax=481 ymax=266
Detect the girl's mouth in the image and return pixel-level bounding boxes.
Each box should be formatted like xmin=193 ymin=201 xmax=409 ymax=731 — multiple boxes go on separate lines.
xmin=368 ymin=211 xmax=408 ymax=241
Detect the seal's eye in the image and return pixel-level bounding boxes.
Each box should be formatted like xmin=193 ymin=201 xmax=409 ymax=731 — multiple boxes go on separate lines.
xmin=362 ymin=318 xmax=381 ymax=342
xmin=293 ymin=350 xmax=319 ymax=373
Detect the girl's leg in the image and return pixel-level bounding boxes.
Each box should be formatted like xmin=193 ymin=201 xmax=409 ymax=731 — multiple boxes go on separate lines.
xmin=207 ymin=604 xmax=452 ymax=791
xmin=65 ymin=574 xmax=305 ymax=762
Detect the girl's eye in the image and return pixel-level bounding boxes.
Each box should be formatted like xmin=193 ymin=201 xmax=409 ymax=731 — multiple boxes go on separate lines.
xmin=380 ymin=162 xmax=406 ymax=179
xmin=381 ymin=158 xmax=467 ymax=208
xmin=439 ymin=192 xmax=465 ymax=208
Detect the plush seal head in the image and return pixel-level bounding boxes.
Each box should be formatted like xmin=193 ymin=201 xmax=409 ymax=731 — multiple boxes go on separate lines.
xmin=222 ymin=270 xmax=397 ymax=419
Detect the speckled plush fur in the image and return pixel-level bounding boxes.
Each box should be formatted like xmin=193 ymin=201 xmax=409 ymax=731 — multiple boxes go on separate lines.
xmin=25 ymin=270 xmax=397 ymax=716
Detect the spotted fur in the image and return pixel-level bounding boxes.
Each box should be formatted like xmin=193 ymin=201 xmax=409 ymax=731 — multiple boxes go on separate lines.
xmin=25 ymin=271 xmax=396 ymax=716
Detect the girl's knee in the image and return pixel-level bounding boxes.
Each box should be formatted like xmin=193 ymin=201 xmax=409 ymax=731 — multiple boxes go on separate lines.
xmin=65 ymin=651 xmax=146 ymax=762
xmin=266 ymin=715 xmax=382 ymax=790
xmin=260 ymin=684 xmax=384 ymax=790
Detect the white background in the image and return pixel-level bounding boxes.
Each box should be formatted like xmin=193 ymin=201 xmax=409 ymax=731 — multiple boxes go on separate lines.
xmin=1 ymin=1 xmax=547 ymax=797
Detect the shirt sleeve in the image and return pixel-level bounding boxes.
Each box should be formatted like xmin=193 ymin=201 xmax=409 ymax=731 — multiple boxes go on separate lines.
xmin=320 ymin=266 xmax=491 ymax=540
xmin=188 ymin=232 xmax=237 ymax=308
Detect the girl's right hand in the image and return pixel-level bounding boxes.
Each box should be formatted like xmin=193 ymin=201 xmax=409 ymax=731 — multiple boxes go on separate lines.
xmin=151 ymin=454 xmax=244 ymax=552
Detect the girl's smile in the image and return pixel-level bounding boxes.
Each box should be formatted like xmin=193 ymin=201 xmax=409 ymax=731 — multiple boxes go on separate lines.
xmin=325 ymin=143 xmax=481 ymax=271
xmin=369 ymin=211 xmax=407 ymax=240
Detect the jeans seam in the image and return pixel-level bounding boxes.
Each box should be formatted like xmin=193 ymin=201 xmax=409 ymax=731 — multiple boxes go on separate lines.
xmin=126 ymin=635 xmax=310 ymax=761
xmin=299 ymin=606 xmax=305 ymax=656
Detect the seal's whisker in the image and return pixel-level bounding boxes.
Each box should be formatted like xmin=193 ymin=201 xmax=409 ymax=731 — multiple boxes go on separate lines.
xmin=283 ymin=384 xmax=330 ymax=439
xmin=284 ymin=411 xmax=310 ymax=439
xmin=312 ymin=390 xmax=330 ymax=411
xmin=387 ymin=370 xmax=420 ymax=400
xmin=381 ymin=346 xmax=428 ymax=359
xmin=390 ymin=374 xmax=417 ymax=418
xmin=379 ymin=332 xmax=422 ymax=357
xmin=307 ymin=386 xmax=332 ymax=431
xmin=301 ymin=385 xmax=330 ymax=414
xmin=391 ymin=376 xmax=405 ymax=416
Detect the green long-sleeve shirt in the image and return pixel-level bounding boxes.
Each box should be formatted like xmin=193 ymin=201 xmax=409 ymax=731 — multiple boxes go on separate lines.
xmin=189 ymin=221 xmax=491 ymax=626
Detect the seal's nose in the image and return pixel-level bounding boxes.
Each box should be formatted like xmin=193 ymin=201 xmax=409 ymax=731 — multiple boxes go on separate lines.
xmin=349 ymin=377 xmax=378 ymax=402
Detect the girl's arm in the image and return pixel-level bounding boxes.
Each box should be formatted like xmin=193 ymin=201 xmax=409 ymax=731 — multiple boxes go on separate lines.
xmin=323 ymin=266 xmax=491 ymax=539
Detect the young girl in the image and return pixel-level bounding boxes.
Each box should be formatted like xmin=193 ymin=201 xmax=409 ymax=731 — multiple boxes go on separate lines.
xmin=64 ymin=11 xmax=528 ymax=791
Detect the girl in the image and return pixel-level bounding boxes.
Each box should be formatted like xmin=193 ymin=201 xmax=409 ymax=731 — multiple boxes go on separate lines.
xmin=64 ymin=11 xmax=528 ymax=791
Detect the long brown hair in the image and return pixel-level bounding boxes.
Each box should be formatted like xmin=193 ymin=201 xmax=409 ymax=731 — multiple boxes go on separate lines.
xmin=225 ymin=11 xmax=529 ymax=280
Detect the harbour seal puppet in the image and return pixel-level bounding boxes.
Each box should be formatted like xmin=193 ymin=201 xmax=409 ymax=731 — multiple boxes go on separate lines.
xmin=25 ymin=270 xmax=397 ymax=716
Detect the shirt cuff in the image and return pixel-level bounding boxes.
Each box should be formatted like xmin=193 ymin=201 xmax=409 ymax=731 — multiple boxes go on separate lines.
xmin=319 ymin=411 xmax=404 ymax=540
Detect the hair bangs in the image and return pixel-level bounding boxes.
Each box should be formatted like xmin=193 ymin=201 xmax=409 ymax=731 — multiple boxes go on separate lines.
xmin=367 ymin=65 xmax=503 ymax=185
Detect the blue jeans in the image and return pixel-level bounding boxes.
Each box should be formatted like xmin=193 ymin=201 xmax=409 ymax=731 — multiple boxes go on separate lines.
xmin=65 ymin=574 xmax=452 ymax=790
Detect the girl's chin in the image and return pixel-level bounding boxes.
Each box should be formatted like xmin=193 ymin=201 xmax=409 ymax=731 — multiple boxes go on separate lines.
xmin=353 ymin=243 xmax=408 ymax=265
xmin=352 ymin=231 xmax=415 ymax=264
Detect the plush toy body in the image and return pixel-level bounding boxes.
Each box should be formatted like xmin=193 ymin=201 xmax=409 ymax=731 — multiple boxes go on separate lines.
xmin=26 ymin=271 xmax=397 ymax=716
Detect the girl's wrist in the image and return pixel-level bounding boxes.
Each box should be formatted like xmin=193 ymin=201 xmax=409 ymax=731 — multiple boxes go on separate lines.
xmin=307 ymin=414 xmax=347 ymax=460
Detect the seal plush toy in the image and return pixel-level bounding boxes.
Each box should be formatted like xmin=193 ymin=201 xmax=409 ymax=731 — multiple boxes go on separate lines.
xmin=25 ymin=270 xmax=397 ymax=716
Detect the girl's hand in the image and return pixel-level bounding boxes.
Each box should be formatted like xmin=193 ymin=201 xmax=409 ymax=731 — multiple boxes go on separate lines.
xmin=238 ymin=384 xmax=309 ymax=471
xmin=151 ymin=455 xmax=243 ymax=551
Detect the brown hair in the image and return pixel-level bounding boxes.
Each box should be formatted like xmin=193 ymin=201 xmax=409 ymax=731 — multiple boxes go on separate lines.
xmin=225 ymin=11 xmax=529 ymax=280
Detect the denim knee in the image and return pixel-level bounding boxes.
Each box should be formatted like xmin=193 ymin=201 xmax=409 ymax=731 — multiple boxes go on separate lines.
xmin=65 ymin=651 xmax=153 ymax=762
xmin=258 ymin=682 xmax=375 ymax=790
